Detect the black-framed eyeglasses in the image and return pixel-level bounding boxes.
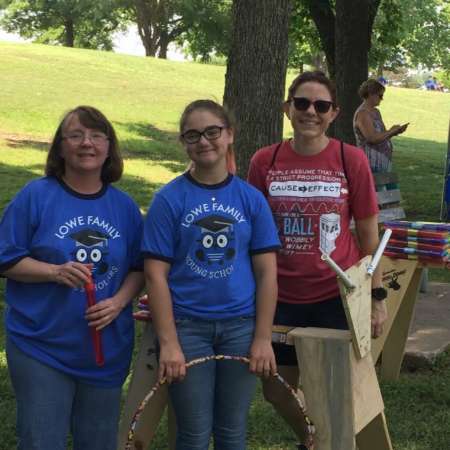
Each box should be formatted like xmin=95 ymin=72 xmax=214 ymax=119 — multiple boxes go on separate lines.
xmin=181 ymin=125 xmax=225 ymax=144
xmin=63 ymin=132 xmax=109 ymax=146
xmin=377 ymin=93 xmax=384 ymax=99
xmin=292 ymin=97 xmax=334 ymax=114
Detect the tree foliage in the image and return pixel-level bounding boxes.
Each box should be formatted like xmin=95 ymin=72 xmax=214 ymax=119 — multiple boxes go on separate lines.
xmin=119 ymin=0 xmax=231 ymax=59
xmin=0 ymin=0 xmax=125 ymax=49
xmin=370 ymin=0 xmax=450 ymax=73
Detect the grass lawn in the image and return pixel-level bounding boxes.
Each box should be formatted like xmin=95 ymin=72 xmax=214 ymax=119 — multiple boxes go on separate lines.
xmin=1 ymin=41 xmax=450 ymax=449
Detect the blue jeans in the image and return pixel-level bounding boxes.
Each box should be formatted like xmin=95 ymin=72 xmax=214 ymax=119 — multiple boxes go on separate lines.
xmin=169 ymin=316 xmax=257 ymax=450
xmin=6 ymin=337 xmax=121 ymax=450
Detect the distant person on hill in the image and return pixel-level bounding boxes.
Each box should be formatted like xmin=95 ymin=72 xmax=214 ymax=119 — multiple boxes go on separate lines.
xmin=425 ymin=76 xmax=436 ymax=90
xmin=142 ymin=99 xmax=280 ymax=449
xmin=377 ymin=75 xmax=388 ymax=86
xmin=0 ymin=106 xmax=144 ymax=450
xmin=353 ymin=79 xmax=408 ymax=172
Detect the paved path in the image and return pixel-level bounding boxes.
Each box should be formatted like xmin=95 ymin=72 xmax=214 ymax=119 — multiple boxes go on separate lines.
xmin=404 ymin=282 xmax=450 ymax=368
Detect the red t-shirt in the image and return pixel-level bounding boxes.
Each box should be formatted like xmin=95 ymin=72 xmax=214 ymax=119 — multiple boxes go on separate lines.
xmin=248 ymin=138 xmax=379 ymax=304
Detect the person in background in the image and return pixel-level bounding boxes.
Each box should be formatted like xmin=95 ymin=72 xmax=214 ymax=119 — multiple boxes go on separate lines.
xmin=0 ymin=106 xmax=144 ymax=450
xmin=248 ymin=71 xmax=387 ymax=450
xmin=354 ymin=78 xmax=408 ymax=172
xmin=142 ymin=99 xmax=280 ymax=450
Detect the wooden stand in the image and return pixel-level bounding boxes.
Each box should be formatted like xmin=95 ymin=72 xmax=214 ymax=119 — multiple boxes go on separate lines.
xmin=287 ymin=327 xmax=391 ymax=450
xmin=277 ymin=253 xmax=393 ymax=450
xmin=372 ymin=256 xmax=424 ymax=380
xmin=117 ymin=323 xmax=176 ymax=450
xmin=118 ymin=255 xmax=426 ymax=449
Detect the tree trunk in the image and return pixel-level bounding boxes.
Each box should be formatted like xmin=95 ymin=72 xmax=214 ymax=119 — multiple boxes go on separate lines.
xmin=158 ymin=30 xmax=169 ymax=58
xmin=64 ymin=19 xmax=74 ymax=47
xmin=134 ymin=0 xmax=161 ymax=57
xmin=303 ymin=0 xmax=336 ymax=78
xmin=223 ymin=0 xmax=292 ymax=178
xmin=334 ymin=0 xmax=371 ymax=144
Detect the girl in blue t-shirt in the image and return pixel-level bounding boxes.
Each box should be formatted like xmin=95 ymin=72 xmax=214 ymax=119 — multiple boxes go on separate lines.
xmin=142 ymin=99 xmax=280 ymax=450
xmin=0 ymin=106 xmax=144 ymax=450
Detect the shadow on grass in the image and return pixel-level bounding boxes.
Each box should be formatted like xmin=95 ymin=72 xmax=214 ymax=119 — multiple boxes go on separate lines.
xmin=114 ymin=121 xmax=187 ymax=174
xmin=0 ymin=162 xmax=165 ymax=214
xmin=3 ymin=137 xmax=50 ymax=152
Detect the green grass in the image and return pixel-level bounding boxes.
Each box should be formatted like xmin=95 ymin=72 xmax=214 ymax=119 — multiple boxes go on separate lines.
xmin=1 ymin=41 xmax=450 ymax=449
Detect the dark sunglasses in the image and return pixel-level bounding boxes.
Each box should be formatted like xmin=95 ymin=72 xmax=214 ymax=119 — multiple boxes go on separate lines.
xmin=292 ymin=97 xmax=334 ymax=114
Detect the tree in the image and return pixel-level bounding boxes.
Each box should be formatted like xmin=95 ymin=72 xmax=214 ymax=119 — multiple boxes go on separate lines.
xmin=288 ymin=1 xmax=323 ymax=71
xmin=0 ymin=0 xmax=124 ymax=49
xmin=300 ymin=0 xmax=382 ymax=143
xmin=223 ymin=0 xmax=292 ymax=177
xmin=175 ymin=0 xmax=231 ymax=62
xmin=121 ymin=0 xmax=232 ymax=59
xmin=370 ymin=0 xmax=450 ymax=74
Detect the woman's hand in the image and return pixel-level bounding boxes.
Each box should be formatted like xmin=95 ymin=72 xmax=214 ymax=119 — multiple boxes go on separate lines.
xmin=371 ymin=300 xmax=388 ymax=338
xmin=388 ymin=124 xmax=407 ymax=137
xmin=85 ymin=297 xmax=125 ymax=330
xmin=249 ymin=337 xmax=277 ymax=378
xmin=52 ymin=261 xmax=91 ymax=288
xmin=158 ymin=342 xmax=186 ymax=383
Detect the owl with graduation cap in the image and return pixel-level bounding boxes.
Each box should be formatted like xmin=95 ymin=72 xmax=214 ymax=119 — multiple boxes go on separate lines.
xmin=193 ymin=215 xmax=236 ymax=265
xmin=69 ymin=229 xmax=109 ymax=275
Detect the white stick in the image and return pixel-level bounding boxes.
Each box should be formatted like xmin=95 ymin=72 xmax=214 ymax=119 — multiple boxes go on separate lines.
xmin=321 ymin=252 xmax=356 ymax=290
xmin=367 ymin=228 xmax=392 ymax=276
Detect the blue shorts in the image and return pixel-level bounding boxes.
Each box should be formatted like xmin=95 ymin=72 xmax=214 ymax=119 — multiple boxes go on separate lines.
xmin=273 ymin=297 xmax=349 ymax=366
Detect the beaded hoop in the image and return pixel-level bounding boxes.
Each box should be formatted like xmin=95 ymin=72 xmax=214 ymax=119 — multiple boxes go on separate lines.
xmin=125 ymin=354 xmax=315 ymax=450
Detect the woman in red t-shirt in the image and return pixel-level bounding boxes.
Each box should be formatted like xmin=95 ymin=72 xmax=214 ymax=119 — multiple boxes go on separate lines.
xmin=248 ymin=71 xmax=387 ymax=449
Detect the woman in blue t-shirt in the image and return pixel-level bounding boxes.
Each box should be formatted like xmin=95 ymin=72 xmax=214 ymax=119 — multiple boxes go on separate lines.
xmin=142 ymin=99 xmax=280 ymax=450
xmin=0 ymin=106 xmax=144 ymax=450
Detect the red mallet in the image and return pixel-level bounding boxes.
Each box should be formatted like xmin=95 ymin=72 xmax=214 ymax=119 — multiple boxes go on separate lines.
xmin=85 ymin=273 xmax=105 ymax=367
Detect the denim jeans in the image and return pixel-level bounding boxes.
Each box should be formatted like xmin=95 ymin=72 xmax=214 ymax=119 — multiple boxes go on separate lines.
xmin=6 ymin=337 xmax=121 ymax=450
xmin=169 ymin=316 xmax=257 ymax=450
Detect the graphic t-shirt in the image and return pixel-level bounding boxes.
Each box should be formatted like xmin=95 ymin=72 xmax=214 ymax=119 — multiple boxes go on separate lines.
xmin=142 ymin=173 xmax=280 ymax=319
xmin=0 ymin=177 xmax=143 ymax=387
xmin=248 ymin=138 xmax=378 ymax=303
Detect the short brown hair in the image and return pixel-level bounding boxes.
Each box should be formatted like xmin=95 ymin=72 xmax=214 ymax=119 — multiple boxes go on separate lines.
xmin=287 ymin=71 xmax=337 ymax=105
xmin=45 ymin=106 xmax=123 ymax=183
xmin=358 ymin=79 xmax=385 ymax=99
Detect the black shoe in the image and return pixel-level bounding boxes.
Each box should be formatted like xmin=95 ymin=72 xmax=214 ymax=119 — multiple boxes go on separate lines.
xmin=297 ymin=445 xmax=308 ymax=450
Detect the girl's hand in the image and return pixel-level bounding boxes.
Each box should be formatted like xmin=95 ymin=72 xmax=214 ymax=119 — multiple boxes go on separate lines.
xmin=158 ymin=342 xmax=186 ymax=383
xmin=249 ymin=337 xmax=277 ymax=378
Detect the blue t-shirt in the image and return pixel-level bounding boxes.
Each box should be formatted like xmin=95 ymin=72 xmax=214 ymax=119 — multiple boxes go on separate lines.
xmin=142 ymin=173 xmax=280 ymax=319
xmin=0 ymin=177 xmax=143 ymax=387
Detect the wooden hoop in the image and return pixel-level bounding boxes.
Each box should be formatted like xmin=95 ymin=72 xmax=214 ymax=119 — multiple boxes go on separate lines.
xmin=125 ymin=354 xmax=315 ymax=449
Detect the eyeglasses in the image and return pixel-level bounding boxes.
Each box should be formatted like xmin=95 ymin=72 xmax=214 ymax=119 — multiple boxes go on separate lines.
xmin=377 ymin=93 xmax=384 ymax=99
xmin=63 ymin=132 xmax=109 ymax=146
xmin=181 ymin=126 xmax=225 ymax=144
xmin=292 ymin=97 xmax=334 ymax=114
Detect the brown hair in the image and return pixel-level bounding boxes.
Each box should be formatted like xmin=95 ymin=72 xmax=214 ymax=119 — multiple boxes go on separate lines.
xmin=45 ymin=105 xmax=123 ymax=183
xmin=179 ymin=99 xmax=236 ymax=174
xmin=358 ymin=79 xmax=385 ymax=99
xmin=287 ymin=71 xmax=337 ymax=105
